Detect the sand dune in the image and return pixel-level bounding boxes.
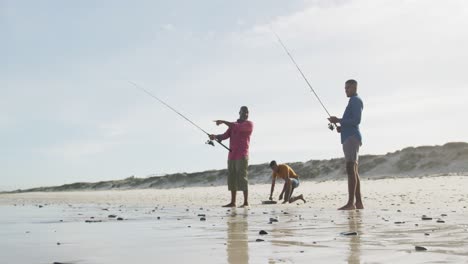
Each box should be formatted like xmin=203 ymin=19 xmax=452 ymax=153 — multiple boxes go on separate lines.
xmin=9 ymin=142 xmax=468 ymax=192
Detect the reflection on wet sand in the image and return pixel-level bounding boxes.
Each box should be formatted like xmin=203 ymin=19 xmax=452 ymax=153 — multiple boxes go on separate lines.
xmin=270 ymin=209 xmax=305 ymax=248
xmin=226 ymin=209 xmax=249 ymax=264
xmin=268 ymin=209 xmax=304 ymax=264
xmin=347 ymin=210 xmax=362 ymax=264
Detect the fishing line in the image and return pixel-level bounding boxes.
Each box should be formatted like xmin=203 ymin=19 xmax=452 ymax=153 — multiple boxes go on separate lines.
xmin=271 ymin=28 xmax=337 ymax=131
xmin=129 ymin=81 xmax=231 ymax=151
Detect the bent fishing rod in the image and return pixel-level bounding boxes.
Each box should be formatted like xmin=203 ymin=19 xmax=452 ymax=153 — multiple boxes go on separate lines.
xmin=271 ymin=29 xmax=337 ymax=131
xmin=129 ymin=81 xmax=231 ymax=151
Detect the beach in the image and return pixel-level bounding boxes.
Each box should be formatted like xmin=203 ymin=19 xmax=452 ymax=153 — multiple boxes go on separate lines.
xmin=1 ymin=175 xmax=467 ymax=264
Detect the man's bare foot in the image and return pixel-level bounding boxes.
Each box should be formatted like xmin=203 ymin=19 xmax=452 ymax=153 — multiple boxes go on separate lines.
xmin=355 ymin=203 xmax=364 ymax=209
xmin=338 ymin=204 xmax=356 ymax=210
xmin=299 ymin=194 xmax=306 ymax=203
xmin=282 ymin=200 xmax=288 ymax=204
xmin=222 ymin=203 xmax=236 ymax=208
xmin=238 ymin=203 xmax=249 ymax=208
xmin=288 ymin=195 xmax=307 ymax=204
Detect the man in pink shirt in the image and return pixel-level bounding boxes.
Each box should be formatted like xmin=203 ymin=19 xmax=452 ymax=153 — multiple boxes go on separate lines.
xmin=209 ymin=106 xmax=254 ymax=208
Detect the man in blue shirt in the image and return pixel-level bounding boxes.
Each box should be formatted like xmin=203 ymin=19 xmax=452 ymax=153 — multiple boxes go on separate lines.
xmin=328 ymin=79 xmax=364 ymax=210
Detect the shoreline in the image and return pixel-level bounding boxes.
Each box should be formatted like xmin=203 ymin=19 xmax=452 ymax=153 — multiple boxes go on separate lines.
xmin=2 ymin=173 xmax=467 ymax=195
xmin=1 ymin=175 xmax=467 ymax=207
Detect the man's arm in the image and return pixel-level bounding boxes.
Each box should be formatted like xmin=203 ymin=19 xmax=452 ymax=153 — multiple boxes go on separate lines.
xmin=269 ymin=175 xmax=276 ymax=200
xmin=277 ymin=166 xmax=290 ymax=200
xmin=209 ymin=126 xmax=232 ymax=141
xmin=214 ymin=120 xmax=234 ymax=128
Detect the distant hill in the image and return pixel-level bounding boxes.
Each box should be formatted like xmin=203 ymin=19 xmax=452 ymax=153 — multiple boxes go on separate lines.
xmin=8 ymin=142 xmax=468 ymax=193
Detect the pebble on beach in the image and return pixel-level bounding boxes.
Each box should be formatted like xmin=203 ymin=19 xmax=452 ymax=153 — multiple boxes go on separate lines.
xmin=85 ymin=220 xmax=102 ymax=223
xmin=340 ymin=232 xmax=358 ymax=236
xmin=259 ymin=230 xmax=268 ymax=235
xmin=415 ymin=246 xmax=427 ymax=251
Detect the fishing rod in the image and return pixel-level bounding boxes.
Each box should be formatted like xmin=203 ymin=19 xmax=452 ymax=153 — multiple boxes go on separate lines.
xmin=129 ymin=81 xmax=231 ymax=151
xmin=271 ymin=28 xmax=337 ymax=131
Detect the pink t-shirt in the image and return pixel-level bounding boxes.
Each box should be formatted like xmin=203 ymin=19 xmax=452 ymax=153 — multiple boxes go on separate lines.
xmin=217 ymin=120 xmax=253 ymax=160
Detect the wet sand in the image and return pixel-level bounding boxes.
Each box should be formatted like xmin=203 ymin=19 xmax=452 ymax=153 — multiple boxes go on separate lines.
xmin=1 ymin=176 xmax=467 ymax=264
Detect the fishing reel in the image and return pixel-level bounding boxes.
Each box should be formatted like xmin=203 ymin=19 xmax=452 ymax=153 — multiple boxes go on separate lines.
xmin=205 ymin=140 xmax=215 ymax=147
xmin=328 ymin=123 xmax=335 ymax=131
xmin=205 ymin=138 xmax=231 ymax=152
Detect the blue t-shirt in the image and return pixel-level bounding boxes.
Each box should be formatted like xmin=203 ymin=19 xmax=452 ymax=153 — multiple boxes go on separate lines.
xmin=340 ymin=95 xmax=363 ymax=144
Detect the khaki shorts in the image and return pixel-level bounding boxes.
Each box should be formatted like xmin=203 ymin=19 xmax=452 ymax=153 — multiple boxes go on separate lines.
xmin=343 ymin=136 xmax=361 ymax=163
xmin=227 ymin=157 xmax=249 ymax=192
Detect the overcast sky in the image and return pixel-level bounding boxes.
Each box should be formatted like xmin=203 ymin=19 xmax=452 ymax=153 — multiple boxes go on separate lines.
xmin=2 ymin=0 xmax=467 ymax=190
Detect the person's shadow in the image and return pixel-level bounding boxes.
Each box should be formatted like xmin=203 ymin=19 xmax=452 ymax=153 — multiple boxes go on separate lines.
xmin=226 ymin=209 xmax=249 ymax=264
xmin=346 ymin=210 xmax=362 ymax=264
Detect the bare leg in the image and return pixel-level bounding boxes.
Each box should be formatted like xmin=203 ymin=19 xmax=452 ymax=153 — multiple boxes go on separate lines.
xmin=289 ymin=185 xmax=295 ymax=199
xmin=223 ymin=191 xmax=237 ymax=207
xmin=283 ymin=179 xmax=292 ymax=204
xmin=238 ymin=190 xmax=249 ymax=207
xmin=288 ymin=184 xmax=306 ymax=203
xmin=338 ymin=162 xmax=357 ymax=210
xmin=354 ymin=163 xmax=364 ymax=209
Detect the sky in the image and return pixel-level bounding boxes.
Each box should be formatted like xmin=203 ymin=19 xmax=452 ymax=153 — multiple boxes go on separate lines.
xmin=2 ymin=0 xmax=467 ymax=190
